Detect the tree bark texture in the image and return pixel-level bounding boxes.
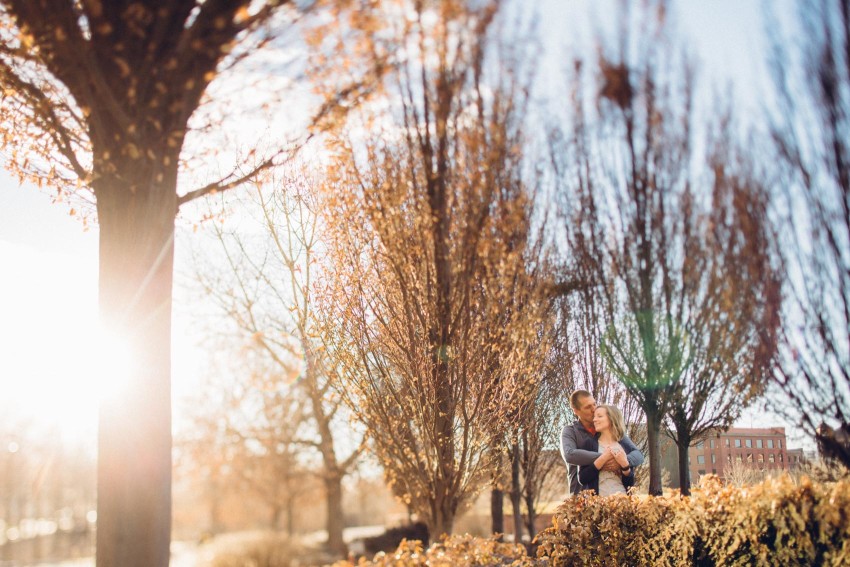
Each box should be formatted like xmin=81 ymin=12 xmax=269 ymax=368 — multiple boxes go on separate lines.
xmin=304 ymin=344 xmax=349 ymax=556
xmin=675 ymin=430 xmax=692 ymax=496
xmin=325 ymin=473 xmax=346 ymax=555
xmin=645 ymin=410 xmax=664 ymax=496
xmin=490 ymin=488 xmax=504 ymax=538
xmin=510 ymin=442 xmax=523 ymax=543
xmin=95 ymin=167 xmax=177 ymax=567
xmin=522 ymin=490 xmax=537 ymax=541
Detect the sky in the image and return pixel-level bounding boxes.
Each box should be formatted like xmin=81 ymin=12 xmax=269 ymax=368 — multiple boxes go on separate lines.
xmin=0 ymin=0 xmax=811 ymax=450
xmin=0 ymin=178 xmax=99 ymax=442
xmin=536 ymin=0 xmax=772 ymax=115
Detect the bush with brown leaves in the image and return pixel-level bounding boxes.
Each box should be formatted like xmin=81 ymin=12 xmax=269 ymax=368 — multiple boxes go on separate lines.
xmin=535 ymin=475 xmax=850 ymax=566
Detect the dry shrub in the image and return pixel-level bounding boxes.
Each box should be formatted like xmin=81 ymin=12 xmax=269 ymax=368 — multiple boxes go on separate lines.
xmin=721 ymin=460 xmax=771 ymax=488
xmin=534 ymin=475 xmax=850 ymax=566
xmin=698 ymin=475 xmax=850 ymax=566
xmin=533 ymin=491 xmax=691 ymax=566
xmin=333 ymin=476 xmax=850 ymax=566
xmin=333 ymin=534 xmax=543 ymax=566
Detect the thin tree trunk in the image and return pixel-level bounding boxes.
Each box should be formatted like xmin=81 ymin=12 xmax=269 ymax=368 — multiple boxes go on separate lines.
xmin=95 ymin=177 xmax=176 ymax=567
xmin=676 ymin=430 xmax=692 ymax=496
xmin=325 ymin=473 xmax=346 ymax=556
xmin=490 ymin=487 xmax=504 ymax=538
xmin=271 ymin=505 xmax=282 ymax=530
xmin=430 ymin=508 xmax=454 ymax=541
xmin=522 ymin=492 xmax=536 ymax=541
xmin=304 ymin=345 xmax=348 ymax=556
xmin=430 ymin=356 xmax=456 ymax=538
xmin=521 ymin=429 xmax=537 ymax=540
xmin=645 ymin=408 xmax=664 ymax=496
xmin=286 ymin=496 xmax=294 ymax=538
xmin=209 ymin=477 xmax=224 ymax=534
xmin=509 ymin=442 xmax=523 ymax=543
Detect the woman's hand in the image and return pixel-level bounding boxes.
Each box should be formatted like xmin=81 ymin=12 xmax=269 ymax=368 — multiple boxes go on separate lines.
xmin=611 ymin=443 xmax=630 ymax=469
xmin=594 ymin=446 xmax=614 ymax=470
xmin=608 ymin=443 xmax=629 ymax=467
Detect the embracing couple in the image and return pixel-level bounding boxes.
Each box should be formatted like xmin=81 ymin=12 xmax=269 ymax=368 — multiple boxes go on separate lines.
xmin=560 ymin=390 xmax=645 ymax=496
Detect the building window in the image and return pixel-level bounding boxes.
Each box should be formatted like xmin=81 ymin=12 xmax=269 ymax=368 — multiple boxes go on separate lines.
xmin=779 ymin=453 xmax=784 ymax=462
xmin=736 ymin=455 xmax=743 ymax=463
xmin=727 ymin=455 xmax=732 ymax=463
xmin=698 ymin=455 xmax=705 ymax=464
xmin=711 ymin=454 xmax=716 ymax=464
xmin=769 ymin=454 xmax=775 ymax=463
xmin=745 ymin=439 xmax=752 ymax=448
xmin=767 ymin=439 xmax=774 ymax=449
xmin=698 ymin=469 xmax=705 ymax=476
xmin=696 ymin=440 xmax=704 ymax=450
xmin=747 ymin=453 xmax=753 ymax=463
xmin=725 ymin=438 xmax=731 ymax=448
xmin=710 ymin=439 xmax=715 ymax=449
xmin=778 ymin=440 xmax=783 ymax=449
xmin=712 ymin=468 xmax=717 ymax=474
xmin=758 ymin=454 xmax=764 ymax=464
xmin=757 ymin=439 xmax=763 ymax=449
xmin=735 ymin=439 xmax=742 ymax=448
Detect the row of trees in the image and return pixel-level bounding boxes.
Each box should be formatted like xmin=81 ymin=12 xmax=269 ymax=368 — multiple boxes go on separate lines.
xmin=181 ymin=0 xmax=850 ymax=549
xmin=0 ymin=0 xmax=848 ymax=564
xmin=185 ymin=0 xmax=774 ymax=544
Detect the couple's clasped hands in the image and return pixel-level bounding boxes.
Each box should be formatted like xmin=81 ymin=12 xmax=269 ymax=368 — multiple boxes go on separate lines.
xmin=597 ymin=443 xmax=630 ymax=474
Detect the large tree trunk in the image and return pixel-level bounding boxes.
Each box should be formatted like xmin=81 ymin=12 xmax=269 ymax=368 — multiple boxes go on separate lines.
xmin=645 ymin=408 xmax=664 ymax=496
xmin=95 ymin=171 xmax=176 ymax=567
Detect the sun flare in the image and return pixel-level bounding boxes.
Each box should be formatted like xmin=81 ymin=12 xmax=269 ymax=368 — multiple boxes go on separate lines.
xmin=2 ymin=308 xmax=129 ymax=441
xmin=0 ymin=239 xmax=203 ymax=444
xmin=0 ymin=241 xmax=123 ymax=442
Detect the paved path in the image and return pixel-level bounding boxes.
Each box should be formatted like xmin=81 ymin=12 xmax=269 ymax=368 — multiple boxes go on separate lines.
xmin=31 ymin=541 xmax=199 ymax=567
xmin=30 ymin=527 xmax=388 ymax=566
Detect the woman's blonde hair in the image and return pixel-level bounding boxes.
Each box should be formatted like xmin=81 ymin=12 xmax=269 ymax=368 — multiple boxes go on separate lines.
xmin=598 ymin=404 xmax=626 ymax=441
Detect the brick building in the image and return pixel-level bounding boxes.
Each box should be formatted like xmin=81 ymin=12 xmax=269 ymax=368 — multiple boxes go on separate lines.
xmin=785 ymin=447 xmax=810 ymax=471
xmin=686 ymin=427 xmax=789 ymax=483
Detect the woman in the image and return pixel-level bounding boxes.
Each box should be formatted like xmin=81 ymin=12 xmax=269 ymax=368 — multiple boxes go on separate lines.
xmin=578 ymin=405 xmax=636 ymax=496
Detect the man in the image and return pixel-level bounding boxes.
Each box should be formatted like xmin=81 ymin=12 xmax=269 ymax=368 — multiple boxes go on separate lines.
xmin=560 ymin=390 xmax=645 ymax=495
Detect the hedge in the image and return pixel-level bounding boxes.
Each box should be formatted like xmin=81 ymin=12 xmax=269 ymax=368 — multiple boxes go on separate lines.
xmin=535 ymin=475 xmax=850 ymax=566
xmin=338 ymin=475 xmax=850 ymax=566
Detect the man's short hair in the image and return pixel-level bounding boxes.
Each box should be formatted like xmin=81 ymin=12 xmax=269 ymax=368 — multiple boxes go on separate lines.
xmin=570 ymin=389 xmax=592 ymax=410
